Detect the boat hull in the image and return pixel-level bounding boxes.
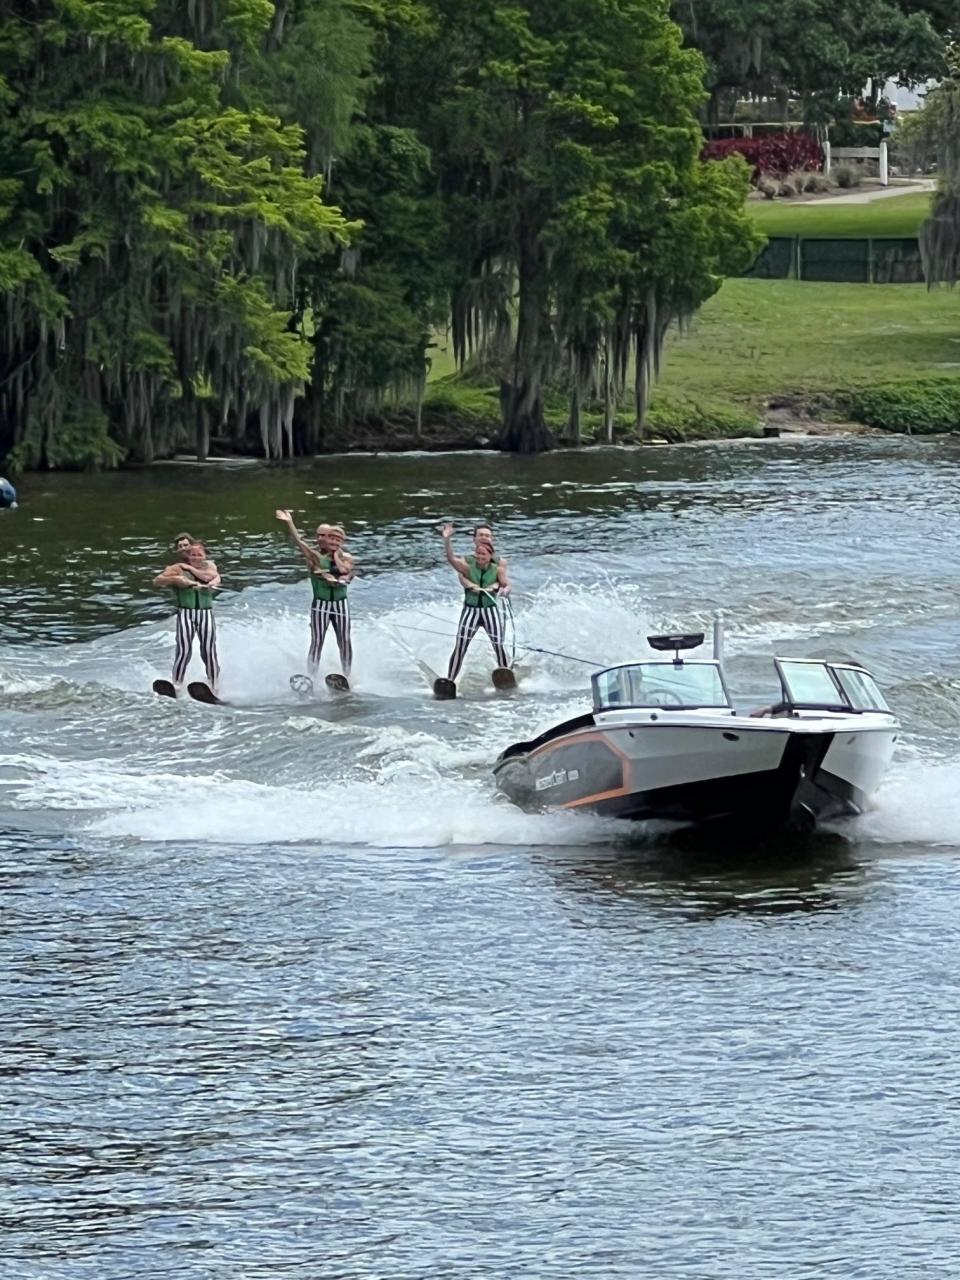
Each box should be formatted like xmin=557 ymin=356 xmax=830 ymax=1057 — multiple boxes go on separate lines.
xmin=494 ymin=719 xmax=897 ymax=831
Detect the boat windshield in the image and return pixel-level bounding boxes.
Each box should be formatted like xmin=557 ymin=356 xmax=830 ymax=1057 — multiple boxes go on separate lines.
xmin=776 ymin=660 xmax=891 ymax=712
xmin=592 ymin=661 xmax=730 ymax=712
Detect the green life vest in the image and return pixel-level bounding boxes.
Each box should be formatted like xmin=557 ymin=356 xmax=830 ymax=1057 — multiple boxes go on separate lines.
xmin=173 ymin=582 xmax=213 ymax=609
xmin=464 ymin=555 xmax=499 ymax=608
xmin=311 ymin=553 xmax=348 ymax=603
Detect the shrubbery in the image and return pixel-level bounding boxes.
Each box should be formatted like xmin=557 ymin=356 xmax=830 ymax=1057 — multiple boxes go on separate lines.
xmin=646 ymin=399 xmax=761 ymax=441
xmin=795 ymin=170 xmax=831 ymax=193
xmin=833 ymin=164 xmax=863 ymax=189
xmin=702 ymin=132 xmax=824 ymax=179
xmin=849 ymin=379 xmax=960 ymax=433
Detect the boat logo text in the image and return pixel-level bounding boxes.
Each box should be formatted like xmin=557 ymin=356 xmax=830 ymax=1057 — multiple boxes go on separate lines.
xmin=535 ymin=768 xmax=580 ymax=791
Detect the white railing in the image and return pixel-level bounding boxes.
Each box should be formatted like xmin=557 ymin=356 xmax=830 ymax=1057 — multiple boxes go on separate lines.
xmin=823 ymin=141 xmax=889 ymax=186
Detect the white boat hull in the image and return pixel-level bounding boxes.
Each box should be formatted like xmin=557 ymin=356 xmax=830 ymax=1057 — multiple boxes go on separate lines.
xmin=494 ymin=713 xmax=898 ymax=830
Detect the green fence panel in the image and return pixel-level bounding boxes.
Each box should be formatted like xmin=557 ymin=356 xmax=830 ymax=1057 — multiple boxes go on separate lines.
xmin=745 ymin=236 xmax=795 ymax=279
xmin=870 ymin=237 xmax=924 ymax=284
xmin=742 ymin=235 xmax=925 ymax=283
xmin=800 ymin=238 xmax=870 ymax=283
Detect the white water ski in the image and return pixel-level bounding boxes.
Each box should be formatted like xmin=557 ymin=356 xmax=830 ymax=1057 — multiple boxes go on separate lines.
xmin=289 ymin=674 xmax=314 ymax=697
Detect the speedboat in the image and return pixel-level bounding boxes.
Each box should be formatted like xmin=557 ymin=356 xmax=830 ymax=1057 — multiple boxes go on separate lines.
xmin=493 ymin=630 xmax=899 ymax=832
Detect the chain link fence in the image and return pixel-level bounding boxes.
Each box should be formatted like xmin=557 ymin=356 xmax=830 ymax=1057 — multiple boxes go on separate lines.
xmin=745 ymin=237 xmax=924 ymax=283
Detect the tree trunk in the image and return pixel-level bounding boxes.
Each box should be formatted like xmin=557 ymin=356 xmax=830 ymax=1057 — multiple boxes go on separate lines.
xmin=634 ymin=350 xmax=649 ymax=441
xmin=196 ymin=405 xmax=209 ymax=462
xmin=634 ymin=289 xmax=659 ymax=439
xmin=499 ymin=218 xmax=554 ymax=453
xmin=603 ymin=332 xmax=616 ymax=444
xmin=415 ymin=367 xmax=425 ymax=440
xmin=569 ymin=384 xmax=581 ymax=446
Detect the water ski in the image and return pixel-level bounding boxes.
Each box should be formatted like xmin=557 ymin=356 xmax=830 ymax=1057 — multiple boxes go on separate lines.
xmin=492 ymin=666 xmax=517 ymax=692
xmin=152 ymin=679 xmax=177 ymax=699
xmin=433 ymin=677 xmax=457 ymax=701
xmin=325 ymin=673 xmax=350 ymax=693
xmin=290 ymin=673 xmax=314 ymax=697
xmin=187 ymin=681 xmax=225 ymax=706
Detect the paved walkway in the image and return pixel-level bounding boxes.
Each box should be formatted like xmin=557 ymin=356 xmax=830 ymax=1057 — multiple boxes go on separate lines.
xmin=812 ymin=179 xmax=936 ymax=206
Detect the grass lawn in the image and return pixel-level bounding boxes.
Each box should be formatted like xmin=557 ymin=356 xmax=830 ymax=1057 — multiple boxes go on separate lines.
xmin=748 ymin=191 xmax=931 ymax=238
xmin=655 ymin=277 xmax=960 ymax=411
xmin=419 ymin=277 xmax=960 ymax=439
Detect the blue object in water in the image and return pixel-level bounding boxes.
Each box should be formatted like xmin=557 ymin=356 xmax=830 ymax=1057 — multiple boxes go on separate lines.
xmin=0 ymin=477 xmax=17 ymax=509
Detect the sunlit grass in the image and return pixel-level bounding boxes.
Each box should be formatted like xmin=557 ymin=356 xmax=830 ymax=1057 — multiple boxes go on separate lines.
xmin=420 ymin=276 xmax=960 ymax=436
xmin=748 ymin=191 xmax=931 ymax=238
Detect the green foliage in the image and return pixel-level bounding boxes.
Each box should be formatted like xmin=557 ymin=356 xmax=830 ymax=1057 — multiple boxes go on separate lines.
xmin=418 ymin=372 xmax=762 ymax=442
xmin=387 ymin=0 xmax=758 ymax=450
xmin=646 ymin=398 xmax=761 ymax=439
xmin=833 ymin=164 xmax=863 ymax=189
xmin=304 ymin=120 xmax=449 ymax=439
xmin=920 ymin=42 xmax=960 ymax=287
xmin=0 ymin=0 xmax=356 ymax=467
xmin=0 ymin=0 xmax=774 ymax=465
xmin=250 ymin=0 xmax=373 ymax=171
xmin=672 ymin=0 xmax=946 ymax=124
xmin=8 ymin=399 xmax=125 ymax=472
xmin=422 ymin=379 xmax=500 ymax=420
xmin=848 ymin=378 xmax=960 ymax=432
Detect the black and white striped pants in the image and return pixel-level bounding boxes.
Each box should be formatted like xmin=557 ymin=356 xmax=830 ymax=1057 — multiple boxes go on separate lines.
xmin=309 ymin=598 xmax=352 ymax=674
xmin=173 ymin=608 xmax=220 ymax=686
xmin=447 ymin=604 xmax=509 ymax=680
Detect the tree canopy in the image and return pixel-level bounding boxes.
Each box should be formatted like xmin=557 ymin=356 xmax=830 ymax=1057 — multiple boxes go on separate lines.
xmin=920 ymin=43 xmax=960 ymax=288
xmin=0 ymin=0 xmax=759 ymax=464
xmin=0 ymin=0 xmax=358 ymax=467
xmin=673 ymin=0 xmax=948 ymax=124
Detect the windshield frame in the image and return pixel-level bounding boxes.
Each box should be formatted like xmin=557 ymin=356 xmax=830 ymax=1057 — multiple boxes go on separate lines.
xmin=591 ymin=660 xmax=733 ymax=713
xmin=774 ymin=659 xmax=891 ymax=713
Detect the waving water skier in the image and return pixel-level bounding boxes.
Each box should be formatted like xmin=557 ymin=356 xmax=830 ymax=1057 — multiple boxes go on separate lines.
xmin=153 ymin=539 xmax=222 ymax=691
xmin=440 ymin=523 xmax=511 ymax=680
xmin=276 ymin=510 xmax=354 ymax=677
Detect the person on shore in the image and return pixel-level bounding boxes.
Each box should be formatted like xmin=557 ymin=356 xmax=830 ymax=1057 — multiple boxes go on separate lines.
xmin=276 ymin=510 xmax=354 ymax=677
xmin=440 ymin=524 xmax=511 ymax=680
xmin=153 ymin=540 xmax=222 ymax=690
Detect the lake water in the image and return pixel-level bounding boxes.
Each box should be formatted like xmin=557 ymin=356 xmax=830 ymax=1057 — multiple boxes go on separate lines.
xmin=2 ymin=438 xmax=960 ymax=1278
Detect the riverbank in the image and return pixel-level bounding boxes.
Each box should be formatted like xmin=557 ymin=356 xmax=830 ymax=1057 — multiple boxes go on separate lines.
xmin=652 ymin=278 xmax=960 ymax=436
xmin=5 ymin=278 xmax=959 ymax=471
xmin=407 ymin=277 xmax=960 ymax=447
xmin=299 ymin=406 xmax=868 ymax=454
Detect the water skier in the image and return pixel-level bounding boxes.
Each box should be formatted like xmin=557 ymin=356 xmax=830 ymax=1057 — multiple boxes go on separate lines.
xmin=276 ymin=510 xmax=354 ymax=678
xmin=440 ymin=523 xmax=511 ymax=681
xmin=153 ymin=539 xmax=222 ymax=692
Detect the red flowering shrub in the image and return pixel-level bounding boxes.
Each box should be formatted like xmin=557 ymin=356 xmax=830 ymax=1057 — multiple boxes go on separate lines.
xmin=702 ymin=133 xmax=824 ymax=181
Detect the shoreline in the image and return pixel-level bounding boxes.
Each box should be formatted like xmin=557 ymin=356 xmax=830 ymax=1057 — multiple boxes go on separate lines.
xmin=0 ymin=404 xmax=928 ymax=474
xmin=152 ymin=419 xmax=883 ymax=467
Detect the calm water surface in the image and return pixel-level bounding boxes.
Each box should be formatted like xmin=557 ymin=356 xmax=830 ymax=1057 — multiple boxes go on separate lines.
xmin=2 ymin=438 xmax=960 ymax=1278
